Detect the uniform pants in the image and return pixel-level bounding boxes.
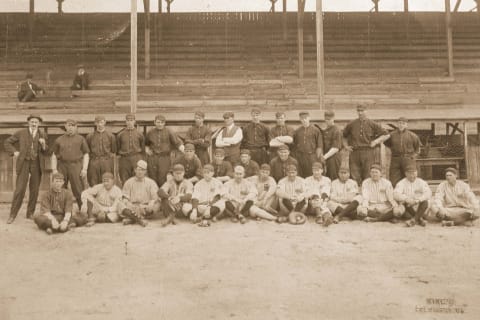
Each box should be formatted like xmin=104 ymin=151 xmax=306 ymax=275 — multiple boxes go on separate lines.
xmin=87 ymin=157 xmax=114 ymax=187
xmin=295 ymin=151 xmax=319 ymax=178
xmin=325 ymin=154 xmax=341 ymax=181
xmin=349 ymin=148 xmax=378 ymax=186
xmin=161 ymin=199 xmax=193 ymax=217
xmin=57 ymin=160 xmax=84 ymax=209
xmin=9 ymin=159 xmax=41 ymax=219
xmin=389 ymin=155 xmax=416 ymax=187
xmin=147 ymin=154 xmax=171 ymax=188
xmin=34 ymin=211 xmax=88 ymax=230
xmin=118 ymin=153 xmax=143 ymax=185
xmin=249 ymin=148 xmax=269 ymax=165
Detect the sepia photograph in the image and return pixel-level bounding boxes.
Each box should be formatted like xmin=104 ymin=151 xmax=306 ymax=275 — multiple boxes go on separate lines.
xmin=0 ymin=0 xmax=479 ymax=319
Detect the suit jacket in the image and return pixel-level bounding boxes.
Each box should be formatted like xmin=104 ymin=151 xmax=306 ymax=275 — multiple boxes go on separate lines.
xmin=18 ymin=81 xmax=43 ymax=97
xmin=4 ymin=128 xmax=51 ymax=174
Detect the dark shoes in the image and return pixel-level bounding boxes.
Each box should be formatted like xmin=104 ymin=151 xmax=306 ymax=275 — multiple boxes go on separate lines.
xmin=6 ymin=216 xmax=15 ymax=224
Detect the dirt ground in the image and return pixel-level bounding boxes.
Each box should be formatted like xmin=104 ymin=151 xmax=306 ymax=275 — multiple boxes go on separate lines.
xmin=1 ymin=204 xmax=479 ymax=320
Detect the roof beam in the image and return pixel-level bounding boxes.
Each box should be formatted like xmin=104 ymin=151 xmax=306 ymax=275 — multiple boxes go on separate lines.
xmin=454 ymin=0 xmax=462 ymax=12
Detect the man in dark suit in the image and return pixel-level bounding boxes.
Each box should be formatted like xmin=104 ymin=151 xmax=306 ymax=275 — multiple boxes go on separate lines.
xmin=17 ymin=73 xmax=44 ymax=102
xmin=4 ymin=114 xmax=50 ymax=223
xmin=70 ymin=64 xmax=90 ymax=91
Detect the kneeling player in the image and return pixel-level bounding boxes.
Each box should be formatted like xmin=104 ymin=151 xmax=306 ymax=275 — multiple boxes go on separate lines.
xmin=393 ymin=165 xmax=431 ymax=227
xmin=159 ymin=164 xmax=194 ymax=227
xmin=357 ymin=164 xmax=400 ymax=222
xmin=247 ymin=164 xmax=278 ymax=221
xmin=276 ymin=165 xmax=308 ymax=224
xmin=222 ymin=166 xmax=256 ymax=224
xmin=191 ymin=164 xmax=226 ymax=227
xmin=34 ymin=173 xmax=87 ymax=235
xmin=328 ymin=166 xmax=362 ymax=223
xmin=81 ymin=172 xmax=123 ymax=227
xmin=304 ymin=162 xmax=333 ymax=226
xmin=430 ymin=167 xmax=480 ymax=226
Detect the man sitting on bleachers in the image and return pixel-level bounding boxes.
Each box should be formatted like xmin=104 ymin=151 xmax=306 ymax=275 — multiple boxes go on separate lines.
xmin=71 ymin=64 xmax=90 ymax=91
xmin=18 ymin=73 xmax=44 ymax=102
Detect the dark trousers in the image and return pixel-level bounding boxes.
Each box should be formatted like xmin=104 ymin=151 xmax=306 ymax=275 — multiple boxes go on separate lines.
xmin=34 ymin=211 xmax=87 ymax=230
xmin=405 ymin=200 xmax=428 ymax=221
xmin=147 ymin=154 xmax=171 ymax=187
xmin=224 ymin=151 xmax=240 ymax=167
xmin=249 ymin=148 xmax=269 ymax=165
xmin=119 ymin=153 xmax=143 ymax=185
xmin=295 ymin=151 xmax=319 ymax=178
xmin=196 ymin=149 xmax=210 ymax=165
xmin=10 ymin=159 xmax=41 ymax=219
xmin=390 ymin=155 xmax=416 ymax=187
xmin=325 ymin=154 xmax=341 ymax=181
xmin=87 ymin=157 xmax=114 ymax=186
xmin=18 ymin=91 xmax=36 ymax=102
xmin=57 ymin=160 xmax=84 ymax=209
xmin=349 ymin=148 xmax=378 ymax=186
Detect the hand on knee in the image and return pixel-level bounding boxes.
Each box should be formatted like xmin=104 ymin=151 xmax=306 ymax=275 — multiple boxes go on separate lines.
xmin=393 ymin=205 xmax=405 ymax=218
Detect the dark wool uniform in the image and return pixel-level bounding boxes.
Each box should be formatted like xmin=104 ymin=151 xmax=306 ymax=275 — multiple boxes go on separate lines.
xmin=34 ymin=187 xmax=87 ymax=230
xmin=241 ymin=122 xmax=270 ymax=165
xmin=117 ymin=128 xmax=144 ymax=185
xmin=172 ymin=155 xmax=203 ymax=180
xmin=52 ymin=134 xmax=90 ymax=208
xmin=322 ymin=124 xmax=343 ymax=180
xmin=269 ymin=156 xmax=299 ymax=182
xmin=292 ymin=125 xmax=323 ymax=178
xmin=145 ymin=127 xmax=182 ymax=187
xmin=86 ymin=130 xmax=116 ymax=186
xmin=269 ymin=124 xmax=294 ymax=160
xmin=185 ymin=124 xmax=212 ymax=165
xmin=4 ymin=127 xmax=49 ymax=220
xmin=212 ymin=161 xmax=234 ymax=179
xmin=384 ymin=129 xmax=421 ymax=186
xmin=343 ymin=118 xmax=388 ymax=186
xmin=236 ymin=160 xmax=260 ymax=178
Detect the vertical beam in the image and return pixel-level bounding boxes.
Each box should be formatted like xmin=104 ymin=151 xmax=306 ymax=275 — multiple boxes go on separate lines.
xmin=404 ymin=0 xmax=409 ymax=12
xmin=282 ymin=0 xmax=287 ymax=41
xmin=144 ymin=0 xmax=151 ymax=80
xmin=373 ymin=0 xmax=379 ymax=12
xmin=57 ymin=0 xmax=63 ymax=14
xmin=453 ymin=0 xmax=462 ymax=12
xmin=158 ymin=0 xmax=162 ymax=13
xmin=166 ymin=0 xmax=173 ymax=13
xmin=28 ymin=0 xmax=34 ymax=47
xmin=131 ymin=0 xmax=138 ymax=113
xmin=297 ymin=0 xmax=305 ymax=79
xmin=463 ymin=121 xmax=469 ymax=181
xmin=316 ymin=0 xmax=325 ymax=109
xmin=445 ymin=0 xmax=454 ymax=77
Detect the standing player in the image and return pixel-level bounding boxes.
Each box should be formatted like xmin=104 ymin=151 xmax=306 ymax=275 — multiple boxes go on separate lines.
xmin=247 ymin=164 xmax=278 ymax=221
xmin=86 ymin=115 xmax=116 ymax=187
xmin=357 ymin=164 xmax=400 ymax=223
xmin=145 ymin=115 xmax=184 ymax=188
xmin=185 ymin=111 xmax=212 ymax=165
xmin=241 ymin=108 xmax=269 ymax=165
xmin=215 ymin=112 xmax=243 ymax=166
xmin=322 ymin=110 xmax=343 ymax=180
xmin=343 ymin=105 xmax=389 ymax=186
xmin=51 ymin=119 xmax=90 ymax=209
xmin=276 ymin=165 xmax=308 ymax=224
xmin=292 ymin=111 xmax=323 ymax=178
xmin=393 ymin=165 xmax=431 ymax=227
xmin=191 ymin=164 xmax=226 ymax=227
xmin=211 ymin=148 xmax=234 ymax=183
xmin=4 ymin=114 xmax=49 ymax=223
xmin=117 ymin=113 xmax=144 ymax=185
xmin=328 ymin=166 xmax=362 ymax=223
xmin=384 ymin=117 xmax=421 ymax=186
xmin=269 ymin=111 xmax=294 ymax=160
xmin=430 ymin=168 xmax=480 ymax=226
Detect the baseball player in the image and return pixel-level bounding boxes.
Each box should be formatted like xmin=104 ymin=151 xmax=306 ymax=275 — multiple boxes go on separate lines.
xmin=276 ymin=164 xmax=308 ymax=224
xmin=241 ymin=108 xmax=269 ymax=165
xmin=269 ymin=145 xmax=298 ymax=182
xmin=185 ymin=111 xmax=212 ymax=165
xmin=221 ymin=166 xmax=257 ymax=224
xmin=328 ymin=166 xmax=362 ymax=223
xmin=236 ymin=149 xmax=260 ymax=178
xmin=191 ymin=164 xmax=226 ymax=227
xmin=247 ymin=164 xmax=278 ymax=221
xmin=117 ymin=113 xmax=145 ymax=185
xmin=322 ymin=110 xmax=343 ymax=180
xmin=215 ymin=112 xmax=243 ymax=166
xmin=304 ymin=162 xmax=333 ymax=226
xmin=393 ymin=165 xmax=431 ymax=227
xmin=211 ymin=148 xmax=234 ymax=183
xmin=292 ymin=111 xmax=323 ymax=178
xmin=171 ymin=143 xmax=203 ymax=184
xmin=159 ymin=164 xmax=194 ymax=227
xmin=269 ymin=111 xmax=294 ymax=160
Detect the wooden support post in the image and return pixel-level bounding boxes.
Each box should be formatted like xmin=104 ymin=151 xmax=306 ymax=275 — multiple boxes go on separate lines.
xmin=316 ymin=0 xmax=325 ymax=109
xmin=404 ymin=0 xmax=408 ymax=12
xmin=464 ymin=121 xmax=469 ymax=180
xmin=270 ymin=0 xmax=277 ymax=13
xmin=373 ymin=0 xmax=379 ymax=12
xmin=454 ymin=0 xmax=462 ymax=12
xmin=297 ymin=0 xmax=305 ymax=79
xmin=282 ymin=0 xmax=287 ymax=41
xmin=158 ymin=0 xmax=162 ymax=13
xmin=166 ymin=0 xmax=173 ymax=13
xmin=28 ymin=0 xmax=34 ymax=48
xmin=445 ymin=0 xmax=454 ymax=77
xmin=57 ymin=0 xmax=64 ymax=14
xmin=476 ymin=0 xmax=480 ymax=14
xmin=131 ymin=0 xmax=138 ymax=114
xmin=144 ymin=0 xmax=151 ymax=80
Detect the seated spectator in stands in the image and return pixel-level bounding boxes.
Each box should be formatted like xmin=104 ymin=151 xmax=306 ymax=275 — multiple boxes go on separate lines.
xmin=269 ymin=145 xmax=298 ymax=182
xmin=328 ymin=166 xmax=362 ymax=223
xmin=357 ymin=164 xmax=400 ymax=223
xmin=81 ymin=172 xmax=123 ymax=227
xmin=34 ymin=173 xmax=87 ymax=235
xmin=71 ymin=64 xmax=90 ymax=91
xmin=18 ymin=73 xmax=44 ymax=102
xmin=276 ymin=165 xmax=308 ymax=225
xmin=247 ymin=164 xmax=278 ymax=221
xmin=304 ymin=162 xmax=333 ymax=226
xmin=211 ymin=148 xmax=234 ymax=183
xmin=235 ymin=149 xmax=259 ymax=178
xmin=393 ymin=165 xmax=431 ymax=227
xmin=430 ymin=167 xmax=480 ymax=227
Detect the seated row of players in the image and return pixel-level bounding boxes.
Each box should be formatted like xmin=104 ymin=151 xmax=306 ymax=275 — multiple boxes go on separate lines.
xmin=34 ymin=158 xmax=479 ymax=234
